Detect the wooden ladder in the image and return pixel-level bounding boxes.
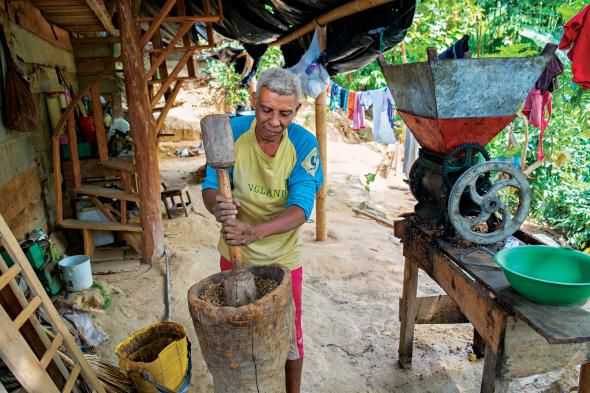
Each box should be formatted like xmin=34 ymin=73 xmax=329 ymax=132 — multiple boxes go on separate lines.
xmin=0 ymin=213 xmax=106 ymax=393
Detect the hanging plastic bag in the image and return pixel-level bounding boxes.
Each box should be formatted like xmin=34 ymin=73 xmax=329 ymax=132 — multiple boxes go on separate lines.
xmin=288 ymin=30 xmax=330 ymax=99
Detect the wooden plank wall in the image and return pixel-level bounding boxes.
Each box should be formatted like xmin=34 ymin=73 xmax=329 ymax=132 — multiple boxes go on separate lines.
xmin=0 ymin=166 xmax=47 ymax=240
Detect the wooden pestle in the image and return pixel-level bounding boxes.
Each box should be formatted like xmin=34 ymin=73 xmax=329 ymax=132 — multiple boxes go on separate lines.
xmin=201 ymin=114 xmax=256 ymax=306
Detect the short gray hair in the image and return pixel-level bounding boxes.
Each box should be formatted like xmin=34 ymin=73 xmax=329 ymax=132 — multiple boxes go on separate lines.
xmin=256 ymin=67 xmax=302 ymax=103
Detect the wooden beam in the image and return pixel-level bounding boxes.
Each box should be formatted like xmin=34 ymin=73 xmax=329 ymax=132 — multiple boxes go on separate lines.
xmin=431 ymin=252 xmax=507 ymax=353
xmin=398 ymin=255 xmax=418 ymax=369
xmin=482 ymin=345 xmax=510 ymax=393
xmin=145 ymin=21 xmax=194 ymax=80
xmin=90 ymin=84 xmax=108 ymax=161
xmin=82 ymin=229 xmax=95 ymax=258
xmin=150 ymin=48 xmax=194 ymax=107
xmin=84 ymin=0 xmax=117 ymax=35
xmin=202 ymin=0 xmax=215 ymax=48
xmin=136 ymin=15 xmax=220 ymax=23
xmin=155 ymin=80 xmax=184 ymax=133
xmin=139 ymin=0 xmax=176 ymax=48
xmin=271 ymin=0 xmax=395 ymax=47
xmin=52 ymin=135 xmax=63 ymax=225
xmin=177 ymin=0 xmax=196 ymax=77
xmin=89 ymin=197 xmax=116 ymax=222
xmin=151 ymin=29 xmax=171 ymax=99
xmin=147 ymin=44 xmax=209 ymax=54
xmin=59 ymin=219 xmax=142 ymax=232
xmin=119 ymin=0 xmax=165 ymax=263
xmin=580 ymin=363 xmax=590 ymax=393
xmin=401 ymin=295 xmax=469 ymax=324
xmin=315 ymin=25 xmax=327 ymax=241
xmin=5 ymin=1 xmax=72 ymax=50
xmin=66 ymin=112 xmax=81 ymax=190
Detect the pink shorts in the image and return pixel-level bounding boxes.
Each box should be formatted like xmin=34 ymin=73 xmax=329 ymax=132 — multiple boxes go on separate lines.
xmin=220 ymin=257 xmax=304 ymax=360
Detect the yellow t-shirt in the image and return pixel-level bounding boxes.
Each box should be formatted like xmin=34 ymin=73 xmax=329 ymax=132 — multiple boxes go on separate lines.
xmin=202 ymin=116 xmax=323 ymax=269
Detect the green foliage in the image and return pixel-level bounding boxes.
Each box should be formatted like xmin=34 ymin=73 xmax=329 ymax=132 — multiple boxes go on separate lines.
xmin=364 ymin=172 xmax=377 ymax=192
xmin=204 ymin=59 xmax=249 ymax=107
xmin=334 ymin=0 xmax=590 ymax=248
xmin=256 ymin=46 xmax=285 ymax=76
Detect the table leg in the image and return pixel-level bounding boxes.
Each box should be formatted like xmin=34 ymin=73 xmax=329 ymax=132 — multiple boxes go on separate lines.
xmin=398 ymin=257 xmax=418 ymax=369
xmin=82 ymin=229 xmax=94 ymax=258
xmin=473 ymin=328 xmax=486 ymax=359
xmin=579 ymin=363 xmax=590 ymax=393
xmin=179 ymin=193 xmax=188 ymax=217
xmin=481 ymin=345 xmax=509 ymax=393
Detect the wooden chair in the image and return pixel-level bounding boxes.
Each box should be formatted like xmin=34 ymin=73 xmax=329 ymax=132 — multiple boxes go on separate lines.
xmin=161 ymin=182 xmax=191 ymax=218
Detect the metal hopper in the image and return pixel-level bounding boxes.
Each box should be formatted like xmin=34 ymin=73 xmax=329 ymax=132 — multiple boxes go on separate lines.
xmin=379 ymin=45 xmax=556 ymax=154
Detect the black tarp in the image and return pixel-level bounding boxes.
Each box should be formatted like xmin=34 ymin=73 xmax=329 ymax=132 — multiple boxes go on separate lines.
xmin=145 ymin=0 xmax=416 ymax=75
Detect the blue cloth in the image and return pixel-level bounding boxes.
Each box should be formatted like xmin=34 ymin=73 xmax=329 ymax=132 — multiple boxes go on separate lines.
xmin=339 ymin=88 xmax=349 ymax=110
xmin=329 ymin=83 xmax=340 ymax=111
xmin=202 ymin=116 xmax=323 ymax=219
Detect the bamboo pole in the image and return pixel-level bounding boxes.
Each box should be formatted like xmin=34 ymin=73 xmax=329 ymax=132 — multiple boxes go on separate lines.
xmin=119 ymin=0 xmax=165 ymax=263
xmin=394 ymin=42 xmax=408 ymax=176
xmin=315 ymin=26 xmax=328 ymax=241
xmin=271 ymin=0 xmax=394 ymax=47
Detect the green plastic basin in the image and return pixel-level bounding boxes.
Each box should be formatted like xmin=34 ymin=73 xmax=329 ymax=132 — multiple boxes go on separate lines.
xmin=494 ymin=245 xmax=590 ymax=306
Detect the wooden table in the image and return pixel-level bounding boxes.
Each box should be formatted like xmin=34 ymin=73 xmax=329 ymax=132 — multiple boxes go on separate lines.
xmin=394 ymin=216 xmax=590 ymax=393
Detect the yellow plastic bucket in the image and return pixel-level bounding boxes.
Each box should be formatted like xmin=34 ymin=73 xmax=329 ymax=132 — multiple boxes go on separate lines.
xmin=116 ymin=321 xmax=189 ymax=393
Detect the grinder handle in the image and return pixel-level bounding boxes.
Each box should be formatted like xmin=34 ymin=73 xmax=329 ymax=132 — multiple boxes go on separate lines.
xmin=217 ymin=168 xmax=242 ymax=267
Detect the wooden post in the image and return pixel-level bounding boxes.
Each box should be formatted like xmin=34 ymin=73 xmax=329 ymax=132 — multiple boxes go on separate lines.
xmin=118 ymin=0 xmax=165 ymax=263
xmin=315 ymin=25 xmax=328 ymax=241
xmin=395 ymin=42 xmax=408 ymax=176
xmin=580 ymin=363 xmax=590 ymax=393
xmin=177 ymin=0 xmax=196 ymax=78
xmin=90 ymin=84 xmax=108 ymax=161
xmin=67 ymin=112 xmax=81 ymax=189
xmin=481 ymin=346 xmax=509 ymax=393
xmin=51 ymin=135 xmax=63 ymax=224
xmin=398 ymin=256 xmax=418 ymax=368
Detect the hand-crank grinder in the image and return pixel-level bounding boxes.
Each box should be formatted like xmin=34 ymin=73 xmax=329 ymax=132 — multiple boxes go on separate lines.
xmin=201 ymin=114 xmax=256 ymax=306
xmin=378 ymin=44 xmax=557 ymax=244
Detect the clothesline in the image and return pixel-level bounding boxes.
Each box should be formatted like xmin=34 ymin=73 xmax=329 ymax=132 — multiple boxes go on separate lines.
xmin=327 ymin=79 xmax=398 ymax=144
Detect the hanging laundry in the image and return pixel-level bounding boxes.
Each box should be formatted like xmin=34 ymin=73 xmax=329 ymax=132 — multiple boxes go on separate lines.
xmin=438 ymin=35 xmax=470 ymax=60
xmin=535 ymin=55 xmax=564 ymax=92
xmin=558 ymin=5 xmax=590 ymax=89
xmin=347 ymin=91 xmax=357 ymax=120
xmin=329 ymin=83 xmax=340 ymax=111
xmin=364 ymin=88 xmax=396 ymax=144
xmin=339 ymin=88 xmax=349 ymax=111
xmin=403 ymin=130 xmax=419 ymax=177
xmin=522 ymin=89 xmax=552 ymax=161
xmin=288 ymin=30 xmax=330 ymax=98
xmin=351 ymin=92 xmax=365 ymax=130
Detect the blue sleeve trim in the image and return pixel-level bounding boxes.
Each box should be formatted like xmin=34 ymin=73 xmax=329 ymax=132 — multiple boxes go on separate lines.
xmin=286 ymin=124 xmax=324 ymax=219
xmin=201 ymin=116 xmax=253 ymax=190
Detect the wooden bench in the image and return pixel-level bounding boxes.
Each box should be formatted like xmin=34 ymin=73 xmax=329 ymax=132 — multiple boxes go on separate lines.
xmin=395 ymin=216 xmax=590 ymax=393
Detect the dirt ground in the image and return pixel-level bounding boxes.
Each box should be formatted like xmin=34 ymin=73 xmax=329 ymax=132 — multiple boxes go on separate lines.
xmin=91 ymin=94 xmax=578 ymax=392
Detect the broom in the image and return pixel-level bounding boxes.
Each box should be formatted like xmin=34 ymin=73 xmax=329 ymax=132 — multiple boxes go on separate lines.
xmin=58 ymin=351 xmax=135 ymax=393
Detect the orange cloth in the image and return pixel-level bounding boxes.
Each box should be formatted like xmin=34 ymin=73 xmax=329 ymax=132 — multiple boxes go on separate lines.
xmin=347 ymin=91 xmax=356 ymax=120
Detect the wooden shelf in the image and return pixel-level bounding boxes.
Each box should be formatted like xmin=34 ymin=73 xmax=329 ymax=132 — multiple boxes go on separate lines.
xmin=76 ymin=185 xmax=139 ymax=203
xmin=59 ymin=219 xmax=142 ymax=232
xmin=99 ymin=158 xmax=135 ymax=173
